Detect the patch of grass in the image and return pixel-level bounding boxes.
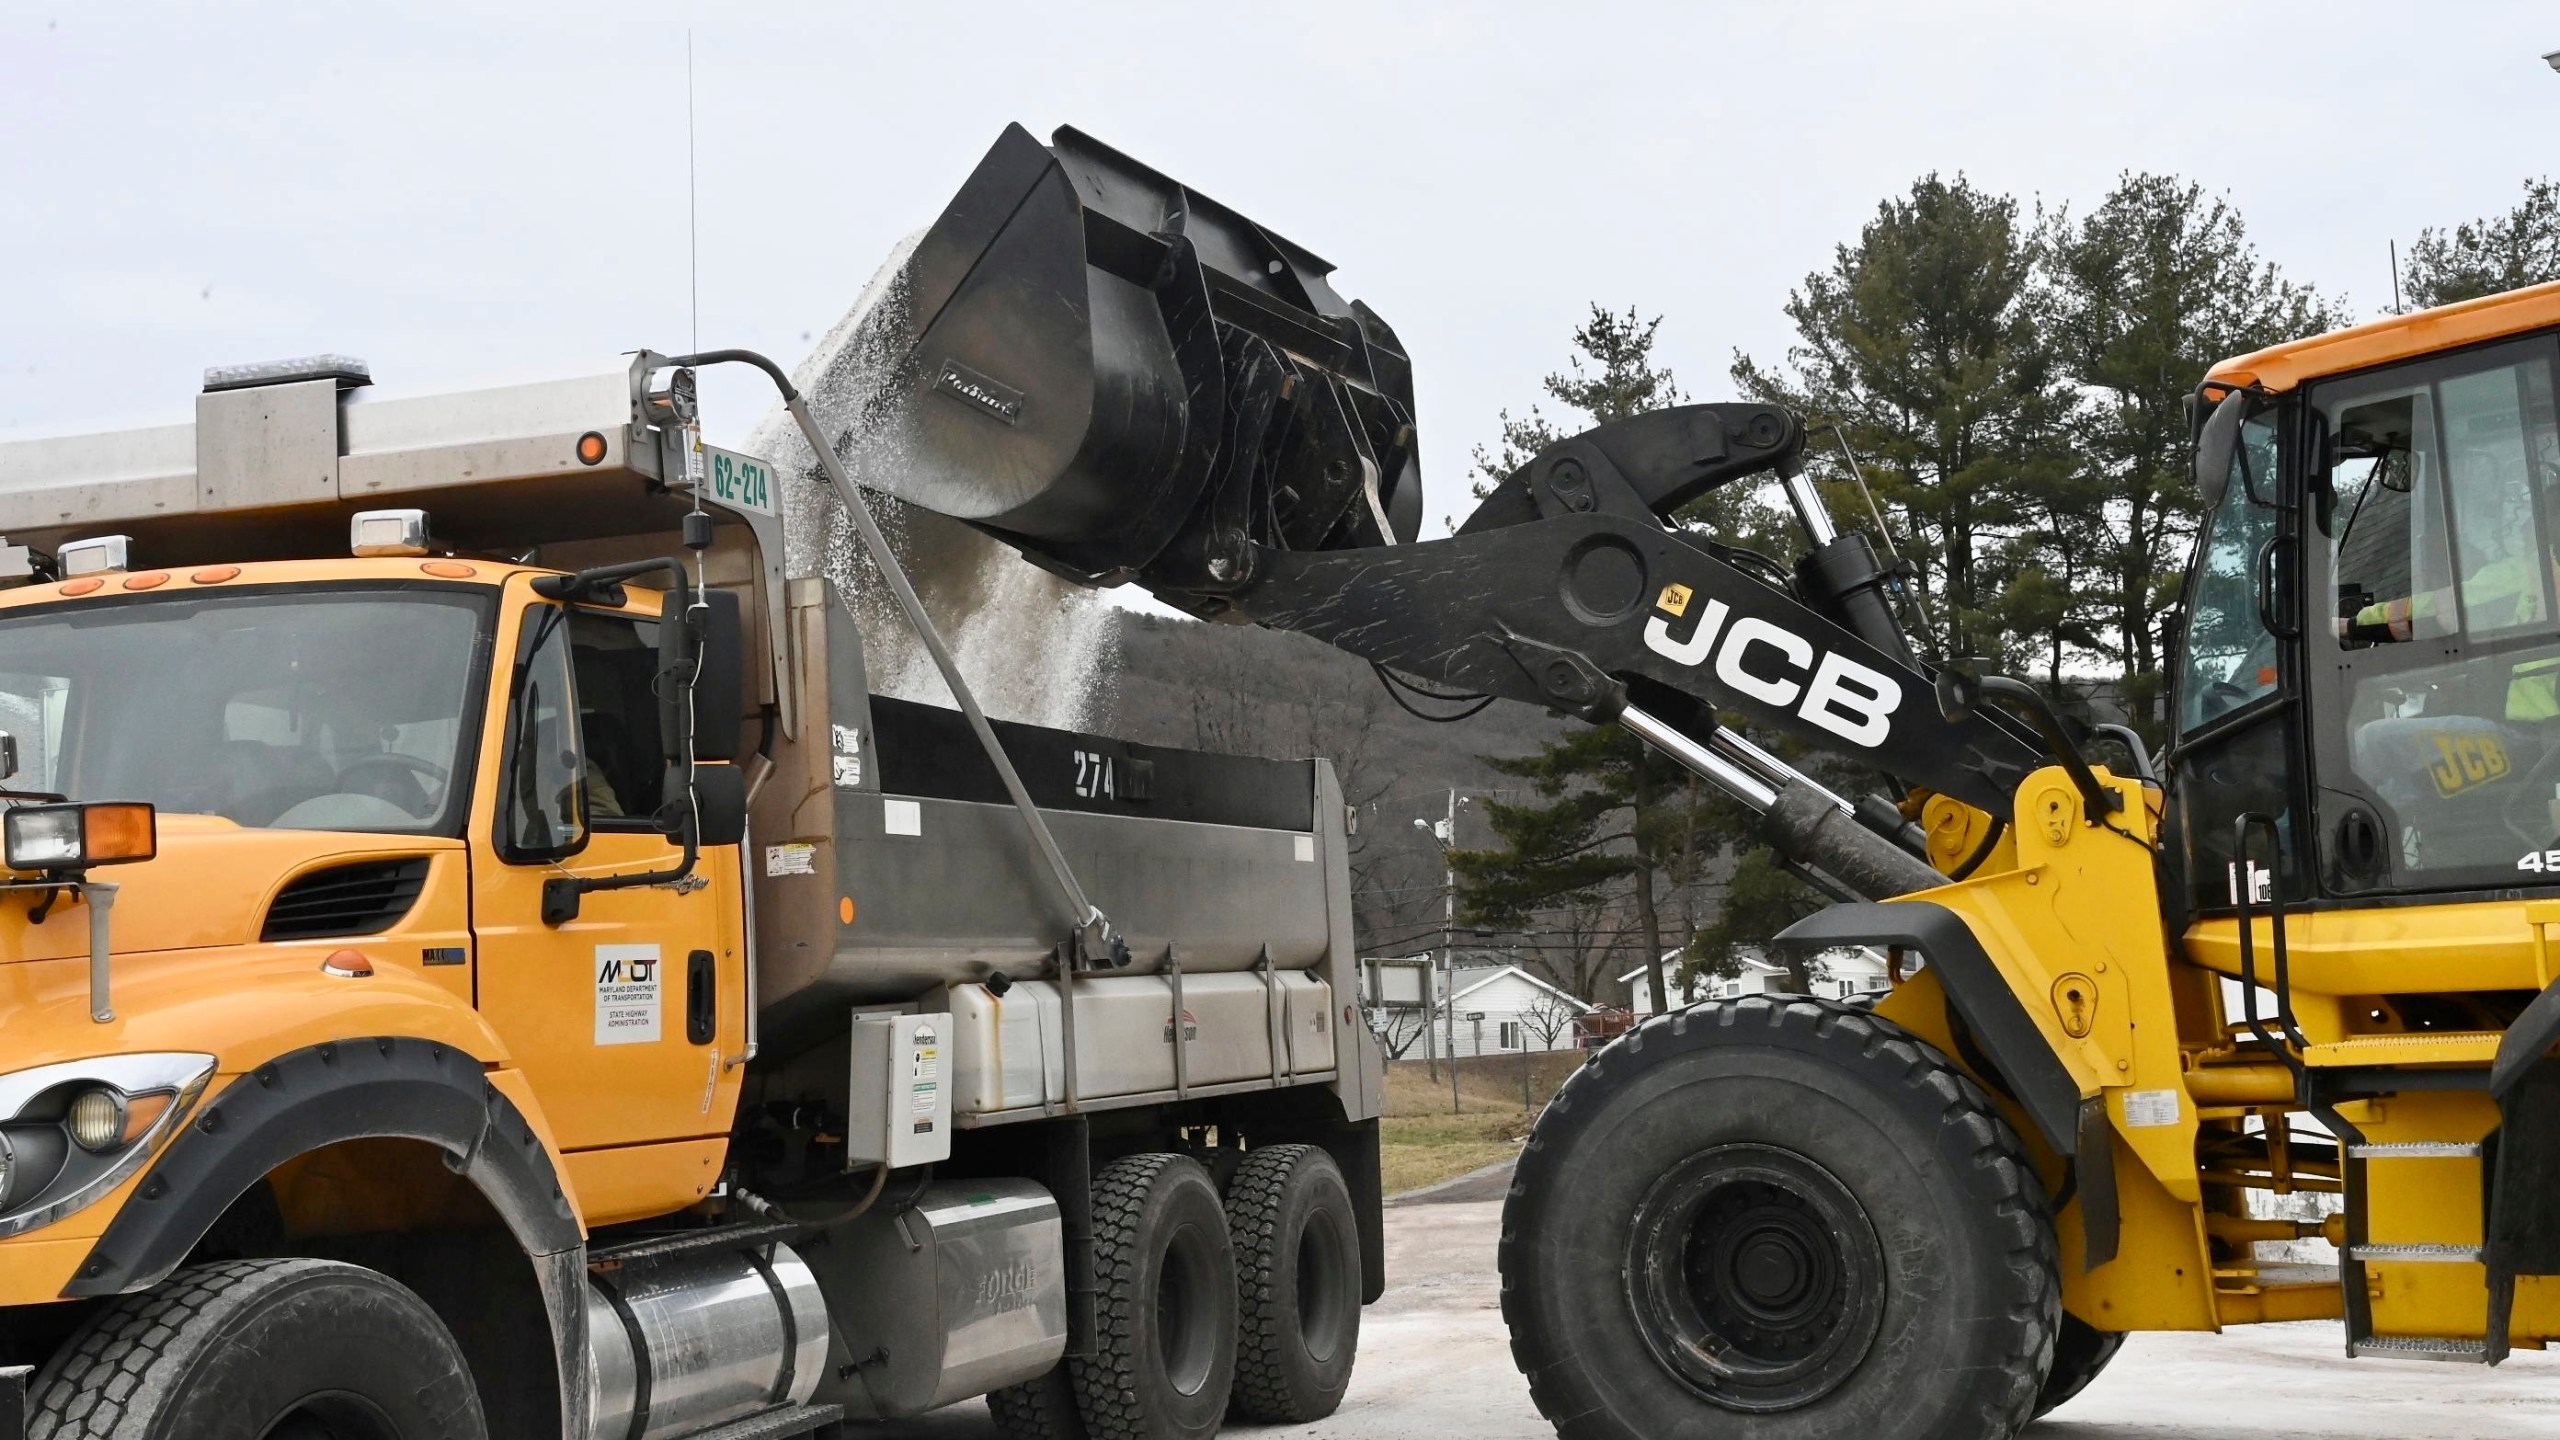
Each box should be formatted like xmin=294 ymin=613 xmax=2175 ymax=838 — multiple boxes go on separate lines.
xmin=1381 ymin=1107 xmax=1533 ymax=1194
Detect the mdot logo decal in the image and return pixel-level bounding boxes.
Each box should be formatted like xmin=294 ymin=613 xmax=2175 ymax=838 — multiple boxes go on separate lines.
xmin=594 ymin=944 xmax=663 ymax=1045
xmin=1642 ymin=583 xmax=1902 ymax=747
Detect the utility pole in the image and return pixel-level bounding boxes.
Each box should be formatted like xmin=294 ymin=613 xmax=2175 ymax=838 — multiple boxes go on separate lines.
xmin=1443 ymin=787 xmax=1460 ymax=1115
xmin=1420 ymin=960 xmax=1437 ymax=1082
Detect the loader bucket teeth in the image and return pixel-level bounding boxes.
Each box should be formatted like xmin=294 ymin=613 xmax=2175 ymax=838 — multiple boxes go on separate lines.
xmin=840 ymin=122 xmax=1420 ymax=605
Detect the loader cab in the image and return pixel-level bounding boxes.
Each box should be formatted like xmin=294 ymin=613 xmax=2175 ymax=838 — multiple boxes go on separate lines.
xmin=2172 ymin=323 xmax=2560 ymax=914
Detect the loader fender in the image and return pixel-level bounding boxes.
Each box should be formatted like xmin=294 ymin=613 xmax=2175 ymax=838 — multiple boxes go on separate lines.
xmin=1776 ymin=901 xmax=2082 ymax=1159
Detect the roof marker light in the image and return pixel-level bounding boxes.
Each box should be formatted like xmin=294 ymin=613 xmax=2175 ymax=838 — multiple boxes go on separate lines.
xmin=351 ymin=510 xmax=431 ymax=558
xmin=57 ymin=536 xmax=132 ymax=578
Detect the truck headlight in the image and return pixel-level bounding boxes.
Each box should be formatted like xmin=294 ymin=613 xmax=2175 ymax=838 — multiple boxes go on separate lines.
xmin=0 ymin=1053 xmax=213 ymax=1238
xmin=3 ymin=801 xmax=157 ymax=872
xmin=64 ymin=1089 xmax=125 ymax=1152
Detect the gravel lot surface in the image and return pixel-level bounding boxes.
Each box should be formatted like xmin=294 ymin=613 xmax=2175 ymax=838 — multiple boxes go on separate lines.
xmin=862 ymin=1160 xmax=2560 ymax=1438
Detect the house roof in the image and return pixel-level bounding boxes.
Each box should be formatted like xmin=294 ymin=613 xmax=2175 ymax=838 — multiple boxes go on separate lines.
xmin=1444 ymin=965 xmax=1595 ymax=1012
xmin=1621 ymin=953 xmax=1780 ymax=985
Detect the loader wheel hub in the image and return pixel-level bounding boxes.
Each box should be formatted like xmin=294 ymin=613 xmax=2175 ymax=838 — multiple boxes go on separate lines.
xmin=1624 ymin=1144 xmax=1885 ymax=1413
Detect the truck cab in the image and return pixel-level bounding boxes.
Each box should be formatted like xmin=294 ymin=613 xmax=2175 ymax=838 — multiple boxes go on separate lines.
xmin=0 ymin=351 xmax=1382 ymax=1440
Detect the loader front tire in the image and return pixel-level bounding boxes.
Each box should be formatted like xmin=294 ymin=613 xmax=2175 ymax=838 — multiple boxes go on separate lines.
xmin=27 ymin=1257 xmax=486 ymax=1440
xmin=1501 ymin=995 xmax=2059 ymax=1440
xmin=2031 ymin=1314 xmax=2124 ymax=1418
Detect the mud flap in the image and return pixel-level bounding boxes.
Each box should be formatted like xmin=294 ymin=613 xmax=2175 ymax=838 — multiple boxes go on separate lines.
xmin=2 ymin=1364 xmax=25 ymax=1440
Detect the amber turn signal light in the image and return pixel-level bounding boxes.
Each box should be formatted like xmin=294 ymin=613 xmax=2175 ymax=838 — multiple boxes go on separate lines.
xmin=2 ymin=801 xmax=157 ymax=872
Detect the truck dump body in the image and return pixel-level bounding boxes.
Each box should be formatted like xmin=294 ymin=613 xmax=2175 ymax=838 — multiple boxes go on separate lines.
xmin=751 ymin=576 xmax=1357 ymax=1118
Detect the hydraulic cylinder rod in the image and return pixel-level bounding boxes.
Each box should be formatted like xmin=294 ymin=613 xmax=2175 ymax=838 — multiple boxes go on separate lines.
xmin=1620 ymin=703 xmax=1945 ymax=902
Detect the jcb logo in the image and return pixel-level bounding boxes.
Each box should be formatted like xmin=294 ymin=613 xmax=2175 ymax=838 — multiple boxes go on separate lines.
xmin=598 ymin=955 xmax=659 ymax=986
xmin=1641 ymin=592 xmax=1903 ymax=748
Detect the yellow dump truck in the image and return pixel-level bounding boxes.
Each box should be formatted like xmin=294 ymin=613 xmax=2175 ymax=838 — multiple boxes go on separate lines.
xmin=0 ymin=129 xmax=1399 ymax=1440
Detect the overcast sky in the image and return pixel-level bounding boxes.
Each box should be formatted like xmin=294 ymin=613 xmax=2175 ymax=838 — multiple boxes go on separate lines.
xmin=7 ymin=2 xmax=2560 ymax=539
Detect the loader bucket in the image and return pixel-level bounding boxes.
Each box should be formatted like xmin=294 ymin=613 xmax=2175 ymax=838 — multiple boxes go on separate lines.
xmin=841 ymin=123 xmax=1420 ymax=600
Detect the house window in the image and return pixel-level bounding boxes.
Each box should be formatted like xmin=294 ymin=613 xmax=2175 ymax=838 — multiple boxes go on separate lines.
xmin=1498 ymin=1021 xmax=1522 ymax=1049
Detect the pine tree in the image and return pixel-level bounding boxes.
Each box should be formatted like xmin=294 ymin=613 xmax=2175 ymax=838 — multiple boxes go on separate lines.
xmin=1732 ymin=174 xmax=2065 ymax=665
xmin=2402 ymin=178 xmax=2560 ymax=310
xmin=2046 ymin=174 xmax=2338 ymax=734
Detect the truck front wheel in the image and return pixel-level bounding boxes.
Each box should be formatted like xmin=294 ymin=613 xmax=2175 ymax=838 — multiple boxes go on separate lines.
xmin=28 ymin=1258 xmax=486 ymax=1440
xmin=1072 ymin=1153 xmax=1237 ymax=1440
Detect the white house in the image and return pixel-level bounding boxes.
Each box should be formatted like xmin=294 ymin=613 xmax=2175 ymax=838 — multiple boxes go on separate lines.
xmin=1432 ymin=965 xmax=1595 ymax=1057
xmin=1622 ymin=945 xmax=1903 ymax=1016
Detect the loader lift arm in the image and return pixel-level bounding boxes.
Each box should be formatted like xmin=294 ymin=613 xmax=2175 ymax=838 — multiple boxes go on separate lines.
xmin=826 ymin=121 xmax=2053 ymax=904
xmin=1188 ymin=404 xmax=2046 ymax=901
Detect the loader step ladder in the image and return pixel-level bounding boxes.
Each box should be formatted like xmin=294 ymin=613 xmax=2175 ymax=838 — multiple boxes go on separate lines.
xmin=2347 ymin=1141 xmax=2482 ymax=1158
xmin=2347 ymin=1336 xmax=2490 ymax=1362
xmin=2347 ymin=1243 xmax=2485 ymax=1263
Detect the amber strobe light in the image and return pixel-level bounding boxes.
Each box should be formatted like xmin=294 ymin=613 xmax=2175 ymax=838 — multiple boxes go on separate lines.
xmin=2 ymin=802 xmax=157 ymax=872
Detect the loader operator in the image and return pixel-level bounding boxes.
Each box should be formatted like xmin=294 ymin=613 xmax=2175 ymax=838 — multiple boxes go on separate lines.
xmin=2332 ymin=439 xmax=2560 ymax=868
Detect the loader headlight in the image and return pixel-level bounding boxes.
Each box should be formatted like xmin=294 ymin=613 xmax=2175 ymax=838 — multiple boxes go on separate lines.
xmin=3 ymin=801 xmax=157 ymax=872
xmin=0 ymin=1053 xmax=213 ymax=1238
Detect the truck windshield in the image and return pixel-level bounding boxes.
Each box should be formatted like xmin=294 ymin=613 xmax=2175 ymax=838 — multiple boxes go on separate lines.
xmin=0 ymin=587 xmax=489 ymax=835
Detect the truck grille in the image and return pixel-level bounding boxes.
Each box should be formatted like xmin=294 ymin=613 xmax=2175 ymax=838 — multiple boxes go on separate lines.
xmin=262 ymin=858 xmax=431 ymax=942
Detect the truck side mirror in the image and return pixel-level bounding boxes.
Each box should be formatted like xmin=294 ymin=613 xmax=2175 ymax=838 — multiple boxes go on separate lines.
xmin=0 ymin=731 xmax=16 ymax=783
xmin=689 ymin=763 xmax=747 ymax=847
xmin=654 ymin=586 xmax=746 ymax=766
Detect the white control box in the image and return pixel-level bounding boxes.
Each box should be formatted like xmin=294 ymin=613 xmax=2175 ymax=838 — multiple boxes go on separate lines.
xmin=847 ymin=1013 xmax=952 ymax=1168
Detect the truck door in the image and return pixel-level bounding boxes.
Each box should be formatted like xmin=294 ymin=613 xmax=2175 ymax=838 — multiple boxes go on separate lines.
xmin=471 ymin=582 xmax=742 ymax=1157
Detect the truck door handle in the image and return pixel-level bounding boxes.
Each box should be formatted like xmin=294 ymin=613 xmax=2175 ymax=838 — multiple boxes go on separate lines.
xmin=686 ymin=950 xmax=717 ymax=1045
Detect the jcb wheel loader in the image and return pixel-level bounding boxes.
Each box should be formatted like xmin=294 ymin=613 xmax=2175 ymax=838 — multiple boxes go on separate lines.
xmin=824 ymin=129 xmax=2560 ymax=1439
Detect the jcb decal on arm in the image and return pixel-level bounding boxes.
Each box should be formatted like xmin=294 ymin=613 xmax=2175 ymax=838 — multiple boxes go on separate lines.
xmin=1641 ymin=597 xmax=1904 ymax=748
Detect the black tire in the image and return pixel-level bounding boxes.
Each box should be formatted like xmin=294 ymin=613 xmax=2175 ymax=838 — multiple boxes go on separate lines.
xmin=1071 ymin=1153 xmax=1238 ymax=1440
xmin=28 ymin=1257 xmax=486 ymax=1440
xmin=1225 ymin=1144 xmax=1362 ymax=1423
xmin=2031 ymin=1314 xmax=2124 ymax=1419
xmin=989 ymin=1361 xmax=1089 ymax=1440
xmin=1501 ymin=996 xmax=2059 ymax=1440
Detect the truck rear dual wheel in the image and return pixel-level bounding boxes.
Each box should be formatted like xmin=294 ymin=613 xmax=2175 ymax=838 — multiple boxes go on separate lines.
xmin=1070 ymin=1153 xmax=1239 ymax=1440
xmin=28 ymin=1258 xmax=486 ymax=1440
xmin=1501 ymin=995 xmax=2060 ymax=1440
xmin=1225 ymin=1144 xmax=1361 ymax=1423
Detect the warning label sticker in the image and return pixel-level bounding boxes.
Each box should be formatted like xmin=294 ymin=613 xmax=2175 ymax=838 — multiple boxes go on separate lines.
xmin=765 ymin=843 xmax=817 ymax=877
xmin=831 ymin=725 xmax=864 ymax=789
xmin=594 ymin=944 xmax=663 ymax=1045
xmin=911 ymin=1023 xmax=941 ymax=1135
xmin=2121 ymin=1088 xmax=2180 ymax=1128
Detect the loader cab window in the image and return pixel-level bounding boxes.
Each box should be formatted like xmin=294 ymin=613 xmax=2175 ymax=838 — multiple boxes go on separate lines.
xmin=2179 ymin=412 xmax=2285 ymax=732
xmin=2170 ymin=406 xmax=2302 ymax=909
xmin=2307 ymin=336 xmax=2560 ymax=893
